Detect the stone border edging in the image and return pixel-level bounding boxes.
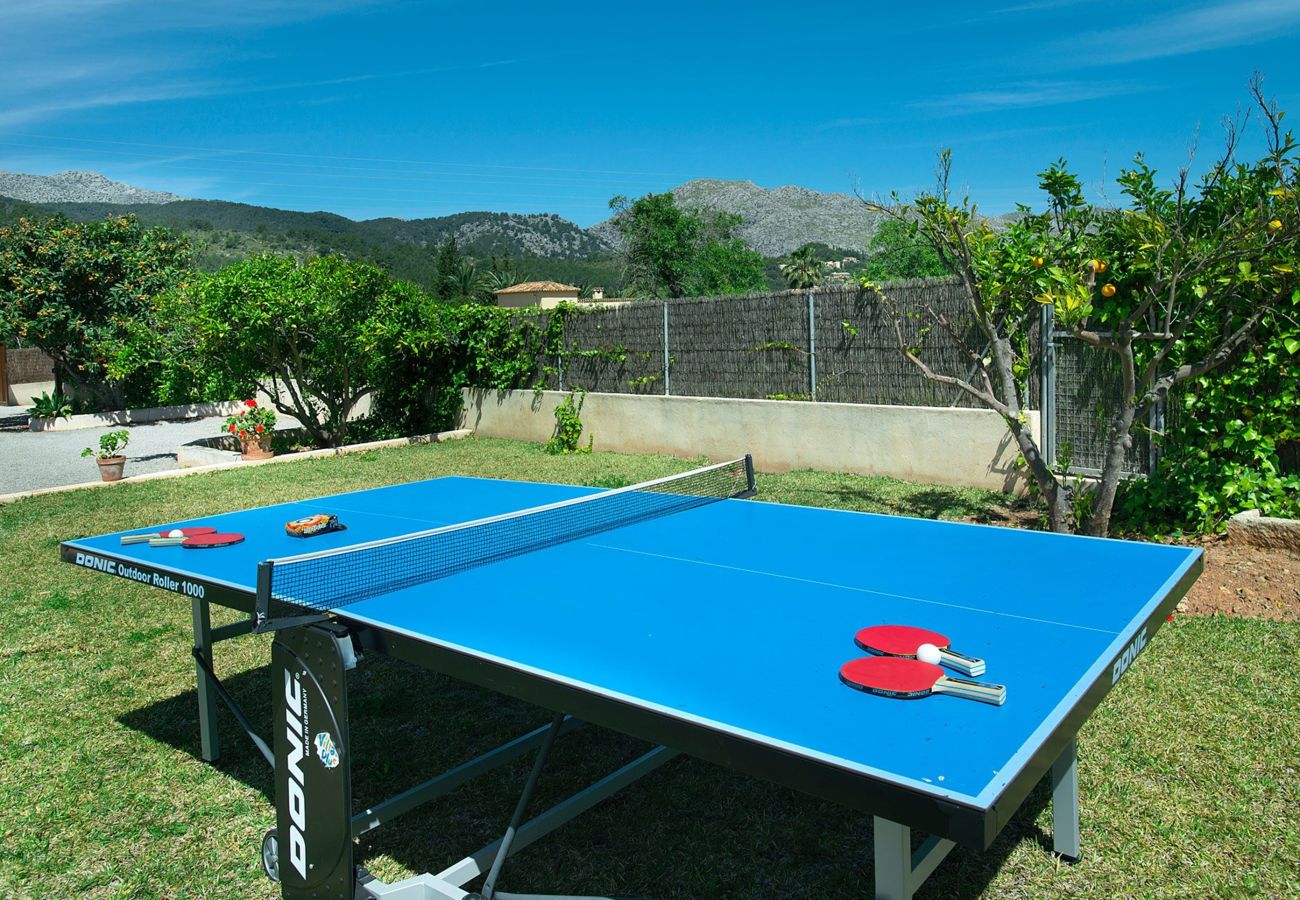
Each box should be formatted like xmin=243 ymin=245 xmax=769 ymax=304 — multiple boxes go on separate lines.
xmin=1228 ymin=509 xmax=1300 ymax=553
xmin=28 ymin=400 xmax=247 ymax=432
xmin=0 ymin=429 xmax=474 ymax=505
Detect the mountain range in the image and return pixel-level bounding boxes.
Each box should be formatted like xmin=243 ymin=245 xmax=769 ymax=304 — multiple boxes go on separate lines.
xmin=0 ymin=168 xmax=901 ymax=250
xmin=0 ymin=169 xmax=983 ymax=291
xmin=591 ymin=179 xmax=885 ymax=257
xmin=0 ymin=170 xmax=183 ymax=205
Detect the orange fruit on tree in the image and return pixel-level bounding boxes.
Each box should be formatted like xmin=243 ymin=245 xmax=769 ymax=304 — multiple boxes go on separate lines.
xmin=1101 ymin=283 xmax=1117 ymax=298
xmin=1032 ymin=256 xmax=1045 ymax=268
xmin=1089 ymin=258 xmax=1108 ymax=273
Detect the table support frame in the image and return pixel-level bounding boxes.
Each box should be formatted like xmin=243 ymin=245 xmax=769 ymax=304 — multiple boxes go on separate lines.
xmin=189 ymin=596 xmax=254 ymax=761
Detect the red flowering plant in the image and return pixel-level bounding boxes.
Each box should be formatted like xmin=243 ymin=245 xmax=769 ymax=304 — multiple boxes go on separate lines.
xmin=223 ymin=398 xmax=277 ymax=443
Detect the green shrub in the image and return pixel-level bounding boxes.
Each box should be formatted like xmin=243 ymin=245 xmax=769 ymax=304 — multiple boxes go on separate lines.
xmin=26 ymin=391 xmax=73 ymax=420
xmin=368 ymin=302 xmax=566 ymax=436
xmin=544 ymin=391 xmax=592 ymax=455
xmin=81 ymin=430 xmax=130 ymax=459
xmin=1118 ymin=319 xmax=1300 ymax=533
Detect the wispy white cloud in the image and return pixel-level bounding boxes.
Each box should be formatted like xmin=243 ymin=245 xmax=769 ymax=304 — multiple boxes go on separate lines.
xmin=912 ymin=80 xmax=1143 ymax=115
xmin=0 ymin=83 xmax=225 ymax=130
xmin=816 ymin=116 xmax=881 ymax=131
xmin=235 ymin=58 xmax=525 ymax=97
xmin=0 ymin=0 xmax=380 ymax=33
xmin=0 ymin=1 xmax=128 ymax=29
xmin=1068 ymin=0 xmax=1300 ymax=65
xmin=990 ymin=0 xmax=1091 ymax=14
xmin=0 ymin=0 xmax=499 ymax=133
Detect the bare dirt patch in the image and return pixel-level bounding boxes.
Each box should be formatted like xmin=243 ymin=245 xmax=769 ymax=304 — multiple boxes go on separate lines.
xmin=1176 ymin=535 xmax=1299 ymax=622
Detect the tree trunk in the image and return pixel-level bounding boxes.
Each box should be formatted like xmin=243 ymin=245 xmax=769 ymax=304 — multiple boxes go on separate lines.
xmin=1009 ymin=419 xmax=1076 ymax=533
xmin=1087 ymin=401 xmax=1138 ymax=536
xmin=988 ymin=334 xmax=1076 ymax=534
xmin=1086 ymin=335 xmax=1140 ymax=537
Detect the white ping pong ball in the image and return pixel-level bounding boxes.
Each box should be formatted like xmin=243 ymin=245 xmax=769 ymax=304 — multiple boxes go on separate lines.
xmin=916 ymin=643 xmax=942 ymax=665
xmin=168 ymin=529 xmax=184 ymax=538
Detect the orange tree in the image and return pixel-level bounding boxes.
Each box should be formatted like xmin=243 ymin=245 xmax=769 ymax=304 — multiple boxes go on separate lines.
xmin=864 ymin=82 xmax=1298 ymax=535
xmin=0 ymin=214 xmax=189 ymax=407
xmin=126 ymin=254 xmax=431 ymax=448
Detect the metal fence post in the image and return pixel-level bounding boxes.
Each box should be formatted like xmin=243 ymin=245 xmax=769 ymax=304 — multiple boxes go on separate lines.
xmin=1149 ymin=390 xmax=1166 ymax=475
xmin=662 ymin=300 xmax=670 ymax=396
xmin=1040 ymin=303 xmax=1056 ymax=468
xmin=807 ymin=288 xmax=817 ymax=402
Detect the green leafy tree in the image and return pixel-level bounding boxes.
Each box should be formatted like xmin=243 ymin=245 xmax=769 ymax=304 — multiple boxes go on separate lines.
xmin=137 ymin=254 xmax=432 ymax=447
xmin=609 ymin=193 xmax=766 ymax=298
xmin=369 ymin=303 xmax=566 ymax=436
xmin=861 ymin=219 xmax=952 ymax=282
xmin=0 ymin=214 xmax=189 ymax=406
xmin=480 ymin=251 xmax=523 ymax=297
xmin=781 ymin=244 xmax=826 ymax=289
xmin=1117 ymin=300 xmax=1300 ymax=532
xmin=433 ymin=237 xmax=463 ymax=302
xmin=864 ymin=81 xmax=1299 ymax=535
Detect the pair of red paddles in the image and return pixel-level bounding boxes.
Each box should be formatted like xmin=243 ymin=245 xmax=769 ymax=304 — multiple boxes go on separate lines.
xmin=120 ymin=526 xmax=244 ymax=549
xmin=840 ymin=625 xmax=1006 ymax=706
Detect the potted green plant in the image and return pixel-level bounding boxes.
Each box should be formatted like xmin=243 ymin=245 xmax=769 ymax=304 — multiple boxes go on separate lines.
xmin=224 ymin=399 xmax=277 ymax=461
xmin=81 ymin=430 xmax=131 ymax=482
xmin=27 ymin=390 xmax=74 ymax=432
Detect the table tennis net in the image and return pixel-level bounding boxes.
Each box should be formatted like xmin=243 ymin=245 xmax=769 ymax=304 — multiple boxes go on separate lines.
xmin=258 ymin=455 xmax=754 ymax=621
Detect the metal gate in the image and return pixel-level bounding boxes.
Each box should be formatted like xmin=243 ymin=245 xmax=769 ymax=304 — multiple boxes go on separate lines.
xmin=1040 ymin=307 xmax=1166 ymax=476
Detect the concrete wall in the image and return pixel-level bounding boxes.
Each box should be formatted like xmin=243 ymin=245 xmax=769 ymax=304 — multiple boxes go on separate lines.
xmin=7 ymin=380 xmax=57 ymax=408
xmin=461 ymin=389 xmax=1037 ymax=494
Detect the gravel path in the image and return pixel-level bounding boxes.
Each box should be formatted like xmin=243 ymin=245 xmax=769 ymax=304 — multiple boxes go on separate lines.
xmin=0 ymin=414 xmax=241 ymax=495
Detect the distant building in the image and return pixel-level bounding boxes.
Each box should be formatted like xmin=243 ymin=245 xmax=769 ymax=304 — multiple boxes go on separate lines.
xmin=494 ymin=280 xmax=581 ymax=309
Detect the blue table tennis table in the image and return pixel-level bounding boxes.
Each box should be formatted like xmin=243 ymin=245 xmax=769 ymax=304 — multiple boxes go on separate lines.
xmin=61 ymin=457 xmax=1202 ymax=899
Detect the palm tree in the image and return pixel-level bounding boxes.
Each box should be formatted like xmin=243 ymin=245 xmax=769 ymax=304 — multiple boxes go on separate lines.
xmin=451 ymin=259 xmax=492 ymax=304
xmin=781 ymin=244 xmax=825 ymax=289
xmin=481 ymin=265 xmax=521 ymax=296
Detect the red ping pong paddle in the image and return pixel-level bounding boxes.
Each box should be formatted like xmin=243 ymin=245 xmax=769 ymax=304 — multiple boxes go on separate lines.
xmin=150 ymin=532 xmax=245 ymax=549
xmin=854 ymin=625 xmax=986 ymax=677
xmin=121 ymin=526 xmax=217 ymax=545
xmin=839 ymin=656 xmax=1006 ymax=705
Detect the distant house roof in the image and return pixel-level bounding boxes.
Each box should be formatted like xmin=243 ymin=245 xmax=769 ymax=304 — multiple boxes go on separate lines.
xmin=494 ymin=280 xmax=580 ymax=295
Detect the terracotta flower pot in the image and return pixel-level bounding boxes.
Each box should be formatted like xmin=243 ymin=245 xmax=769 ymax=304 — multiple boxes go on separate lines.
xmin=240 ymin=434 xmax=273 ymax=462
xmin=96 ymin=456 xmax=126 ymax=482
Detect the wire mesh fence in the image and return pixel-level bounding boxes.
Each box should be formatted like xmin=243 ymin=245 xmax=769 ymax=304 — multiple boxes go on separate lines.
xmin=552 ymin=279 xmax=985 ymax=407
xmin=527 ymin=279 xmax=1167 ymax=476
xmin=558 ymin=302 xmax=665 ymax=394
xmin=813 ymin=281 xmax=984 ymax=407
xmin=1052 ymin=338 xmax=1151 ymax=474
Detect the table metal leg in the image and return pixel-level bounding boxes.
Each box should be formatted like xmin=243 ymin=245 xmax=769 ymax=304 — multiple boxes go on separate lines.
xmin=190 ymin=596 xmax=220 ymax=762
xmin=873 ymin=816 xmax=954 ymax=900
xmin=1051 ymin=738 xmax=1080 ymax=862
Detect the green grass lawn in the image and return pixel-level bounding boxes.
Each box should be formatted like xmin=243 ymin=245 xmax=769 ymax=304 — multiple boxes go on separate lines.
xmin=1 ymin=437 xmax=1296 ymax=898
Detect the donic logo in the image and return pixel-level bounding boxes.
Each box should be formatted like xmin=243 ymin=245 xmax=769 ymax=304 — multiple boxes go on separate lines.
xmin=283 ymin=671 xmax=308 ymax=880
xmin=1111 ymin=627 xmax=1148 ymax=685
xmin=74 ymin=552 xmax=115 ymax=574
xmin=314 ymin=732 xmax=339 ymax=769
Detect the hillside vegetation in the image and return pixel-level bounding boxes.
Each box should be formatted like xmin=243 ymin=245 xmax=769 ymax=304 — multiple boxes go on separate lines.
xmin=0 ymin=172 xmax=991 ymax=296
xmin=0 ymin=196 xmax=627 ymax=295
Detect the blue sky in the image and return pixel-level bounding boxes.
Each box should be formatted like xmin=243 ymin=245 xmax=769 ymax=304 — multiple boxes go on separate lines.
xmin=1 ymin=1 xmax=1298 ymax=227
